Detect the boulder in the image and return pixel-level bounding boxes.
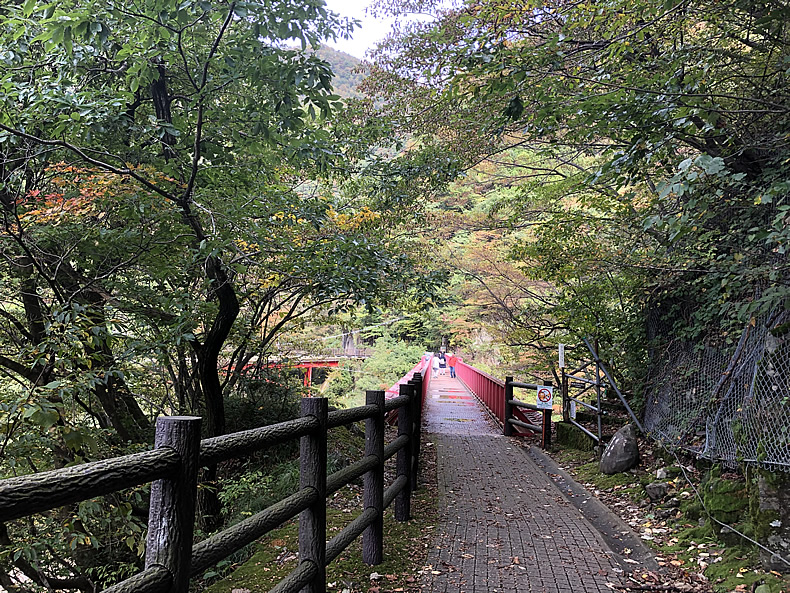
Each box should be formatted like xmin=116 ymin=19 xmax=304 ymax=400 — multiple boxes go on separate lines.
xmin=645 ymin=481 xmax=670 ymax=501
xmin=599 ymin=424 xmax=640 ymax=474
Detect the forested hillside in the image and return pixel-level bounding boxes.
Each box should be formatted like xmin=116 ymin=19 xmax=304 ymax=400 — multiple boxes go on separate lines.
xmin=314 ymin=45 xmax=363 ymax=98
xmin=0 ymin=1 xmax=439 ymax=588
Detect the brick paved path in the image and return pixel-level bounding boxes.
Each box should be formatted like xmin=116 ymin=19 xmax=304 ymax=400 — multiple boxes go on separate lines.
xmin=420 ymin=375 xmax=625 ymax=593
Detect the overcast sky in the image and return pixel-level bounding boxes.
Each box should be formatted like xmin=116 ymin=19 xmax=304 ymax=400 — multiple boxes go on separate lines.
xmin=322 ymin=0 xmax=397 ymax=59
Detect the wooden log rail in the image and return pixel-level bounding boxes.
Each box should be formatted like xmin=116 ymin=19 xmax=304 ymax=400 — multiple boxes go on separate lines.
xmin=0 ymin=374 xmax=424 ymax=593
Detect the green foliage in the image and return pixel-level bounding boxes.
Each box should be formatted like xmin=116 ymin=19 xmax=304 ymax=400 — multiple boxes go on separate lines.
xmin=323 ymin=368 xmax=356 ymax=405
xmin=218 ymin=460 xmax=300 ymax=525
xmin=226 ymin=372 xmax=303 ymax=432
xmin=0 ymin=0 xmax=446 ymax=588
xmin=354 ymin=334 xmax=426 ymax=400
xmin=1 ymin=484 xmax=150 ymax=589
xmin=362 ymin=0 xmax=790 ymax=390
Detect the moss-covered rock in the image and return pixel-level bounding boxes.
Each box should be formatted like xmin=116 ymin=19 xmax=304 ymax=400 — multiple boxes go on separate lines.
xmin=555 ymin=421 xmax=595 ymax=451
xmin=703 ymin=476 xmax=748 ymax=518
xmin=664 ymin=464 xmax=683 ymax=479
xmin=574 ymin=410 xmax=599 ymax=424
xmin=749 ymin=468 xmax=790 ymax=573
xmin=680 ymin=497 xmax=704 ymax=522
xmin=701 ymin=469 xmax=749 ymax=543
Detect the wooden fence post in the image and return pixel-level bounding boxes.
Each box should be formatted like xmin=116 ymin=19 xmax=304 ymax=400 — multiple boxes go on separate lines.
xmin=299 ymin=397 xmax=328 ymax=593
xmin=363 ymin=391 xmax=385 ymax=565
xmin=395 ymin=383 xmax=412 ymax=522
xmin=412 ymin=372 xmax=423 ymax=483
xmin=504 ymin=376 xmax=514 ymax=436
xmin=145 ymin=416 xmax=202 ymax=593
xmin=408 ymin=375 xmax=423 ymax=492
xmin=542 ymin=380 xmax=553 ymax=449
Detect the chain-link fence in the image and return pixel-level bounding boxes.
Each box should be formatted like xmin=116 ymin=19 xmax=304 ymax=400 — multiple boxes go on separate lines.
xmin=644 ymin=311 xmax=790 ymax=472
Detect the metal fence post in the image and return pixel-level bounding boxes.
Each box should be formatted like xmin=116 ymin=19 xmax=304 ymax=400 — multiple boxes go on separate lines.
xmin=595 ymin=359 xmax=603 ymax=446
xmin=542 ymin=380 xmax=553 ymax=449
xmin=593 ymin=338 xmax=603 ymax=447
xmin=504 ymin=376 xmax=514 ymax=436
xmin=561 ymin=367 xmax=570 ymax=422
xmin=395 ymin=383 xmax=412 ymax=522
xmin=363 ymin=391 xmax=385 ymax=565
xmin=299 ymin=397 xmax=328 ymax=593
xmin=145 ymin=416 xmax=202 ymax=593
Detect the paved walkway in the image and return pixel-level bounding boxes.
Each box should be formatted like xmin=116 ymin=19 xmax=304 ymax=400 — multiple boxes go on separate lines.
xmin=420 ymin=374 xmax=625 ymax=593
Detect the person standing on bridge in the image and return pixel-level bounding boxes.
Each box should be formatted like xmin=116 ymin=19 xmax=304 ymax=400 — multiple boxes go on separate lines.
xmin=447 ymin=352 xmax=458 ymax=378
xmin=431 ymin=353 xmax=441 ymax=378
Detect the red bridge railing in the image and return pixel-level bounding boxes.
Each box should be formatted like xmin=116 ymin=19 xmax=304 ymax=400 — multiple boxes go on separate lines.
xmin=454 ymin=361 xmax=553 ymax=448
xmin=455 ymin=361 xmax=505 ymax=423
xmin=386 ymin=357 xmax=430 ymax=403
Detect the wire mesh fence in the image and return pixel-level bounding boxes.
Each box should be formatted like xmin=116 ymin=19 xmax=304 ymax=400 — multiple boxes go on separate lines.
xmin=644 ymin=311 xmax=790 ymax=472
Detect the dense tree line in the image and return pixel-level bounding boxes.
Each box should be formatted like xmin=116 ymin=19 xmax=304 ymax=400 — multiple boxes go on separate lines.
xmin=361 ymin=0 xmax=790 ymax=384
xmin=4 ymin=0 xmax=790 ymax=587
xmin=0 ymin=1 xmax=444 ymax=589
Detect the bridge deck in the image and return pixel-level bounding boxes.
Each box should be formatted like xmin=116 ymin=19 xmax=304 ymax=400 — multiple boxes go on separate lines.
xmin=420 ymin=374 xmax=626 ymax=593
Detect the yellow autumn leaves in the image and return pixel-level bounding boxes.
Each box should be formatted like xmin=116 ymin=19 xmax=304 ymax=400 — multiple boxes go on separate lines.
xmin=327 ymin=205 xmax=381 ymax=230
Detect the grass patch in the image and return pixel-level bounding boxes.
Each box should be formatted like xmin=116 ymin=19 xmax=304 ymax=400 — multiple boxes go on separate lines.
xmin=548 ymin=445 xmax=594 ymax=467
xmin=202 ymin=430 xmax=438 ymax=593
xmin=548 ymin=447 xmax=642 ymax=495
xmin=572 ymin=460 xmax=639 ymax=490
xmin=204 ymin=485 xmax=437 ymax=593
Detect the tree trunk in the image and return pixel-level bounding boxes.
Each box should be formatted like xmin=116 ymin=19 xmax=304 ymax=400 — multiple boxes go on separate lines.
xmin=196 ymin=255 xmax=239 ymax=438
xmin=80 ymin=289 xmax=151 ymax=442
xmin=149 ymin=62 xmax=177 ymax=160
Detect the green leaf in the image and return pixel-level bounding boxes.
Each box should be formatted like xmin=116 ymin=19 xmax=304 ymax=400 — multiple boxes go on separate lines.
xmin=22 ymin=0 xmax=36 ymax=17
xmin=695 ymin=154 xmax=724 ymax=175
xmin=62 ymin=25 xmax=73 ymax=54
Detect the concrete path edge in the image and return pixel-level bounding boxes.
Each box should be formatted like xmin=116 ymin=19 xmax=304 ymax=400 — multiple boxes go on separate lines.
xmin=525 ymin=445 xmax=660 ymax=572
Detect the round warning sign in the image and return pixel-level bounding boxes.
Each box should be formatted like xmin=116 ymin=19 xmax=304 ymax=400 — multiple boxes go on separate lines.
xmin=536 ymin=386 xmax=554 ymax=410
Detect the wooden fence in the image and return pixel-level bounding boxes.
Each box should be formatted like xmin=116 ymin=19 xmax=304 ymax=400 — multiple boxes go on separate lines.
xmin=0 ymin=375 xmax=424 ymax=593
